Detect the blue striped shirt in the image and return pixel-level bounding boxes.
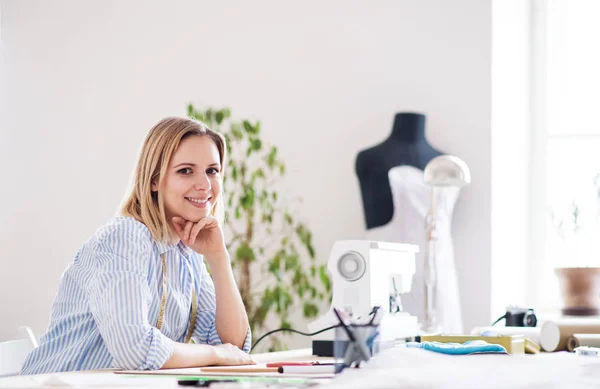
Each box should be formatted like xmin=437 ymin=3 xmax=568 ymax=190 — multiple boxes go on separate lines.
xmin=21 ymin=216 xmax=251 ymax=375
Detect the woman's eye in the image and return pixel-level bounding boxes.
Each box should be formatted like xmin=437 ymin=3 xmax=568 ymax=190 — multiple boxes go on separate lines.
xmin=207 ymin=167 xmax=220 ymax=175
xmin=178 ymin=168 xmax=193 ymax=175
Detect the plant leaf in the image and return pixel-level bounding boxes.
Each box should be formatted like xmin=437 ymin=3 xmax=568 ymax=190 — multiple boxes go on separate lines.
xmin=240 ymin=186 xmax=255 ymax=210
xmin=236 ymin=244 xmax=255 ymax=262
xmin=267 ymin=146 xmax=278 ymax=168
xmin=215 ymin=110 xmax=224 ymax=124
xmin=251 ymin=138 xmax=262 ymax=151
xmin=243 ymin=120 xmax=256 ymax=134
xmin=231 ymin=124 xmax=244 ymax=140
xmin=280 ymin=319 xmax=291 ymax=329
xmin=303 ymin=302 xmax=319 ymax=318
xmin=319 ymin=264 xmax=331 ymax=292
xmin=284 ymin=254 xmax=298 ymax=271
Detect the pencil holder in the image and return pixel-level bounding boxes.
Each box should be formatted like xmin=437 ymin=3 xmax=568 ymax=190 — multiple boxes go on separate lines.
xmin=333 ymin=324 xmax=380 ymax=370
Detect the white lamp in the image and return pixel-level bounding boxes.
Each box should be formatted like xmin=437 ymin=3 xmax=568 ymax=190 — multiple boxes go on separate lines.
xmin=422 ymin=155 xmax=471 ymax=333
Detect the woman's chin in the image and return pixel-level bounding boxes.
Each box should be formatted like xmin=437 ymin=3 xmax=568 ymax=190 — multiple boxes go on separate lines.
xmin=184 ymin=210 xmax=211 ymax=222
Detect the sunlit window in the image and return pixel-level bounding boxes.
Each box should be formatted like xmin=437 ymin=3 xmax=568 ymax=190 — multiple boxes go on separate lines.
xmin=540 ymin=0 xmax=600 ymax=310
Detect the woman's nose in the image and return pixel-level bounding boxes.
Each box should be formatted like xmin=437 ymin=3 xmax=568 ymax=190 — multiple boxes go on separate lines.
xmin=194 ymin=174 xmax=211 ymax=191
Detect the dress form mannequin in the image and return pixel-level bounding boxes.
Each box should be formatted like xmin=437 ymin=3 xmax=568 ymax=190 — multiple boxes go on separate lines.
xmin=355 ymin=113 xmax=442 ymax=229
xmin=354 ymin=113 xmax=464 ymax=334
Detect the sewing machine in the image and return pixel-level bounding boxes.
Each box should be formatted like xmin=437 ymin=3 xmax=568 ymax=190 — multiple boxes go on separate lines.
xmin=308 ymin=240 xmax=421 ymax=356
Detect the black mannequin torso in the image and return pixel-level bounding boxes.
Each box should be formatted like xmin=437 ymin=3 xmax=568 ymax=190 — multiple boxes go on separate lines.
xmin=355 ymin=113 xmax=442 ymax=229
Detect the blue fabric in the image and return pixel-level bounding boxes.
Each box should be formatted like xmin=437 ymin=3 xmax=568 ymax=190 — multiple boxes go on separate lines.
xmin=406 ymin=340 xmax=508 ymax=355
xmin=21 ymin=216 xmax=252 ymax=375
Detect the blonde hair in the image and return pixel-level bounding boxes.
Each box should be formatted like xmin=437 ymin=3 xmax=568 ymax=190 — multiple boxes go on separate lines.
xmin=121 ymin=116 xmax=226 ymax=243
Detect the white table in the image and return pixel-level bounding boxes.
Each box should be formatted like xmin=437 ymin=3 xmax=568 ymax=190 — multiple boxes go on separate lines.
xmin=0 ymin=348 xmax=322 ymax=388
xmin=3 ymin=347 xmax=600 ymax=388
xmin=325 ymin=347 xmax=600 ymax=389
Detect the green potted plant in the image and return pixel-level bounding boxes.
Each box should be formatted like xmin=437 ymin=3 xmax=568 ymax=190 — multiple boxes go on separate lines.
xmin=186 ymin=104 xmax=332 ymax=351
xmin=550 ymin=175 xmax=600 ymax=315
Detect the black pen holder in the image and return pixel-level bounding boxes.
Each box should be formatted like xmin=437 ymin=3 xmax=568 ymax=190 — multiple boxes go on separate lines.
xmin=333 ymin=324 xmax=380 ymax=369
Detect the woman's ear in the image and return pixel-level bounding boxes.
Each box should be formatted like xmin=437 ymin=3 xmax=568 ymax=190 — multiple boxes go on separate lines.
xmin=151 ymin=179 xmax=158 ymax=192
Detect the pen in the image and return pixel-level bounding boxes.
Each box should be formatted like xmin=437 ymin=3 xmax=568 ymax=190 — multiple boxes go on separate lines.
xmin=266 ymin=361 xmax=330 ymax=367
xmin=199 ymin=366 xmax=278 ymax=373
xmin=369 ymin=306 xmax=382 ymax=325
xmin=575 ymin=346 xmax=600 ymax=357
xmin=332 ymin=307 xmax=356 ymax=342
xmin=277 ymin=364 xmax=337 ymax=374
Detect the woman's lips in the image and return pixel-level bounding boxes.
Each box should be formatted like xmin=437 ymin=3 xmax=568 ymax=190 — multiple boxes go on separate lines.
xmin=185 ymin=197 xmax=211 ymax=208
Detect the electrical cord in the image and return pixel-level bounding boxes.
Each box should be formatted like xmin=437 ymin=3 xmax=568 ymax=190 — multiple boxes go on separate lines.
xmin=250 ymin=324 xmax=341 ymax=352
xmin=491 ymin=313 xmax=507 ymax=326
xmin=250 ymin=307 xmax=381 ymax=352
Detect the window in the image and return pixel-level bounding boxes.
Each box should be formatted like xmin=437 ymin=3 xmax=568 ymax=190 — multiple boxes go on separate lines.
xmin=534 ymin=0 xmax=600 ymax=312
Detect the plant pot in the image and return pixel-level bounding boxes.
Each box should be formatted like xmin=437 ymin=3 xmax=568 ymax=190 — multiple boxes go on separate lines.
xmin=555 ymin=267 xmax=600 ymax=316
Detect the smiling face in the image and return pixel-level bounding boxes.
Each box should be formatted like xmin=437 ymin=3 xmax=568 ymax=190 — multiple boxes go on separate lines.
xmin=153 ymin=135 xmax=222 ymax=226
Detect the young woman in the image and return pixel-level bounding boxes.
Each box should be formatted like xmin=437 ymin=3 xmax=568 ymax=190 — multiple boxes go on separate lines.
xmin=21 ymin=117 xmax=254 ymax=375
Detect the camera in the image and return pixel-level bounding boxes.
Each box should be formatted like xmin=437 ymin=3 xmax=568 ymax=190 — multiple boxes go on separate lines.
xmin=504 ymin=306 xmax=537 ymax=327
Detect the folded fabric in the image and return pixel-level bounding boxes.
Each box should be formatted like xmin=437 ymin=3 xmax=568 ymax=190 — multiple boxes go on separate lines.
xmin=406 ymin=340 xmax=508 ymax=355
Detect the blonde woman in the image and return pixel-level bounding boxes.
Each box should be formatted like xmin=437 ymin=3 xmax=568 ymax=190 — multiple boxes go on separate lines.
xmin=21 ymin=117 xmax=254 ymax=375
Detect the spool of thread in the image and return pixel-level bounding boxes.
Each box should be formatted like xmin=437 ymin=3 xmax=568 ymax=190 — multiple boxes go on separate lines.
xmin=471 ymin=326 xmax=541 ymax=345
xmin=540 ymin=318 xmax=600 ymax=352
xmin=566 ymin=333 xmax=600 ymax=352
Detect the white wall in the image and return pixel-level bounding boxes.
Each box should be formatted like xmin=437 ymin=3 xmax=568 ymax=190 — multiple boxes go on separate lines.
xmin=0 ymin=0 xmax=492 ymax=347
xmin=490 ymin=0 xmax=532 ymax=319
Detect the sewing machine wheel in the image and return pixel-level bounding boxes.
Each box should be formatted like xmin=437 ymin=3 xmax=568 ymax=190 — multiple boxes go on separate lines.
xmin=337 ymin=251 xmax=366 ymax=281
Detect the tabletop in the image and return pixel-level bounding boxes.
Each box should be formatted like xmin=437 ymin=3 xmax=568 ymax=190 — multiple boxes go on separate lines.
xmin=3 ymin=346 xmax=600 ymax=389
xmin=0 ymin=348 xmax=325 ymax=388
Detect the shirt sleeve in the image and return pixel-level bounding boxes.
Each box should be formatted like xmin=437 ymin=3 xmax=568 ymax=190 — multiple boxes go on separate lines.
xmin=85 ymin=223 xmax=175 ymax=370
xmin=192 ymin=259 xmax=252 ymax=353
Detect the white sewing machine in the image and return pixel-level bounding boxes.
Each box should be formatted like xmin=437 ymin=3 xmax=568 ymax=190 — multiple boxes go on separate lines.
xmin=308 ymin=240 xmax=421 ymax=356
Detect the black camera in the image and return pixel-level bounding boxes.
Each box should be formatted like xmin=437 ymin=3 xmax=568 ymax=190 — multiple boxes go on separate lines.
xmin=504 ymin=307 xmax=537 ymax=327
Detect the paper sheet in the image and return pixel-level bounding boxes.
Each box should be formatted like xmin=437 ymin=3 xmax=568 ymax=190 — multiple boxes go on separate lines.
xmin=116 ymin=364 xmax=334 ymax=379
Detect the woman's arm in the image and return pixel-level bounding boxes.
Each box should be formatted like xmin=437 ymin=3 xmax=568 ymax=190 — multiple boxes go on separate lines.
xmin=161 ymin=343 xmax=215 ymax=369
xmin=205 ymin=252 xmax=250 ymax=349
xmin=162 ymin=250 xmax=253 ymax=369
xmin=88 ymin=219 xmax=252 ymax=371
xmin=162 ymin=342 xmax=252 ymax=369
xmin=173 ymin=216 xmax=252 ymax=352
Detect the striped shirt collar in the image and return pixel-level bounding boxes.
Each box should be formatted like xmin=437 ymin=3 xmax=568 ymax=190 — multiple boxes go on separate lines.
xmin=154 ymin=239 xmax=193 ymax=258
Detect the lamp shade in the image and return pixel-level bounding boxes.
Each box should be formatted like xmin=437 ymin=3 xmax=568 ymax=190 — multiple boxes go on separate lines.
xmin=423 ymin=155 xmax=471 ymax=187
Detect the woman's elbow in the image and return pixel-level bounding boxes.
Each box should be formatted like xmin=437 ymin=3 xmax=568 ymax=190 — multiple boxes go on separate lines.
xmin=107 ymin=327 xmax=174 ymax=371
xmin=110 ymin=346 xmax=148 ymax=370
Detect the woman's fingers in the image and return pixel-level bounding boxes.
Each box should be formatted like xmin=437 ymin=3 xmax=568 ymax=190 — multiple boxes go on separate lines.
xmin=203 ymin=216 xmax=219 ymax=229
xmin=189 ymin=218 xmax=209 ymax=245
xmin=182 ymin=220 xmax=194 ymax=244
xmin=191 ymin=217 xmax=220 ymax=244
xmin=244 ymin=355 xmax=256 ymax=365
xmin=214 ymin=344 xmax=256 ymax=366
xmin=173 ymin=216 xmax=220 ymax=245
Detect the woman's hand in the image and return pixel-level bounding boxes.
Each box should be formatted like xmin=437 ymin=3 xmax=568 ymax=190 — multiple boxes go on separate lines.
xmin=212 ymin=344 xmax=256 ymax=366
xmin=172 ymin=216 xmax=226 ymax=260
xmin=161 ymin=342 xmax=254 ymax=369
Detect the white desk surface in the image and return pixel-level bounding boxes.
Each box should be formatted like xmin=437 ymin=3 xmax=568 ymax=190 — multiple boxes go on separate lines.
xmin=2 ymin=347 xmax=600 ymax=389
xmin=0 ymin=348 xmax=321 ymax=388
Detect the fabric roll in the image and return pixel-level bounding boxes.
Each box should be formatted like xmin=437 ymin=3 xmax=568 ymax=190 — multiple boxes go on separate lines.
xmin=566 ymin=333 xmax=600 ymax=352
xmin=540 ymin=318 xmax=600 ymax=352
